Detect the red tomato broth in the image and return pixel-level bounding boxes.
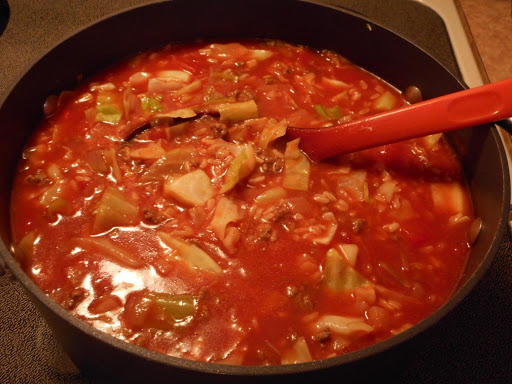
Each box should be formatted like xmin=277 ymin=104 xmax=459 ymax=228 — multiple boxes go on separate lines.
xmin=10 ymin=40 xmax=474 ymax=365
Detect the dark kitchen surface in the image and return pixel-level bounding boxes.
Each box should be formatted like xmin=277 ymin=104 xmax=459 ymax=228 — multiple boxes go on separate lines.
xmin=0 ymin=1 xmax=511 ymax=383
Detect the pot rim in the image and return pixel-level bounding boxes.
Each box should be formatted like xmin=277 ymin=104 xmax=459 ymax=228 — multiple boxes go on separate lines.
xmin=0 ymin=0 xmax=510 ymax=377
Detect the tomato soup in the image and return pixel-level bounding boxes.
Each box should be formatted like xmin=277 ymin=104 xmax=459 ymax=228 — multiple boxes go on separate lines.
xmin=10 ymin=41 xmax=478 ymax=365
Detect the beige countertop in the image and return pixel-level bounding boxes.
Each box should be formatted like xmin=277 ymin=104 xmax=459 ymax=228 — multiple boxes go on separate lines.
xmin=459 ymin=0 xmax=512 ymax=82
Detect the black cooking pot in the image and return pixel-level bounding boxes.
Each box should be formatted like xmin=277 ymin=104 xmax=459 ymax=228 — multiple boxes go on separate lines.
xmin=0 ymin=0 xmax=509 ymax=382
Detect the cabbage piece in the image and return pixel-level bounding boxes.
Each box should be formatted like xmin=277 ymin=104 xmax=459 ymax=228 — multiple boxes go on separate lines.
xmin=40 ymin=181 xmax=74 ymax=220
xmin=129 ymin=143 xmax=166 ymax=160
xmin=210 ymin=197 xmax=242 ymax=240
xmin=281 ymin=337 xmax=312 ymax=365
xmin=93 ymin=186 xmax=138 ymax=233
xmin=250 ymin=49 xmax=274 ymax=61
xmin=199 ymin=43 xmax=250 ymax=60
xmin=85 ymin=149 xmax=110 ymax=175
xmin=15 ymin=231 xmax=38 ymax=262
xmin=147 ymin=70 xmax=191 ymax=93
xmin=313 ymin=315 xmax=373 ymax=336
xmin=338 ymin=244 xmax=359 ymax=267
xmin=373 ymin=91 xmax=397 ymax=111
xmin=423 ymin=133 xmax=443 ymax=149
xmin=141 ymin=147 xmax=196 ymax=181
xmin=210 ymin=70 xmax=239 ymax=82
xmin=323 ymin=248 xmax=369 ymax=291
xmin=431 ymin=182 xmax=467 ymax=214
xmin=48 ymin=198 xmax=73 ymax=220
xmin=258 ymin=119 xmax=287 ymax=150
xmin=157 ymin=232 xmax=222 ymax=274
xmin=96 ymin=90 xmax=123 ymax=124
xmin=156 ymin=70 xmax=191 ymax=82
xmin=145 ymin=292 xmax=197 ymax=324
xmin=376 ymin=181 xmax=397 ymax=203
xmin=219 ymin=100 xmax=258 ymax=122
xmin=283 ymin=138 xmax=310 ymax=191
xmin=314 ymin=104 xmax=342 ymax=120
xmin=125 ymin=291 xmax=197 ymax=331
xmin=155 ymin=108 xmax=197 ymax=120
xmin=312 ymin=221 xmax=338 ymax=245
xmin=173 ymin=80 xmax=202 ymax=97
xmin=164 ymin=169 xmax=214 ymax=206
xmin=140 ymin=95 xmax=162 ymax=112
xmin=74 ymin=237 xmax=143 ymax=268
xmin=254 ymin=187 xmax=287 ymax=205
xmin=128 ymin=71 xmax=150 ymax=86
xmin=220 ymin=144 xmax=256 ymax=193
xmin=103 ymin=148 xmax=122 ymax=181
xmin=337 ymin=170 xmax=367 ymax=202
xmin=90 ymin=83 xmax=116 ymax=91
xmin=322 ymin=78 xmax=351 ymax=89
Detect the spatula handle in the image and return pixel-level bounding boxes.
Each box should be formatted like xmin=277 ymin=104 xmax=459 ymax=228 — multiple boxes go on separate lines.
xmin=289 ymin=78 xmax=512 ymax=161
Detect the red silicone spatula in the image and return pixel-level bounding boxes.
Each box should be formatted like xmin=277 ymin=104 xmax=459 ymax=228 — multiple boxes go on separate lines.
xmin=287 ymin=78 xmax=512 ymax=161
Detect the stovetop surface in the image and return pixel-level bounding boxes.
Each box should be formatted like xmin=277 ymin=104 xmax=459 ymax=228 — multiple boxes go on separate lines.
xmin=0 ymin=1 xmax=511 ymax=383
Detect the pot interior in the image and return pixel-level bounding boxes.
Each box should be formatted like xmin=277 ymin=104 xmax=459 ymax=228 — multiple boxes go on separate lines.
xmin=0 ymin=0 xmax=508 ymax=379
